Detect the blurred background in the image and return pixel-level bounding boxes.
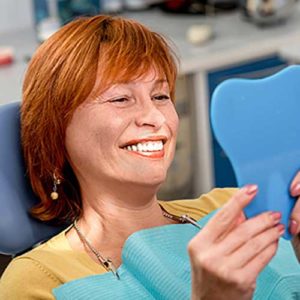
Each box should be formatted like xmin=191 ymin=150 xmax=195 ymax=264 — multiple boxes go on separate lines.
xmin=1 ymin=0 xmax=300 ymax=274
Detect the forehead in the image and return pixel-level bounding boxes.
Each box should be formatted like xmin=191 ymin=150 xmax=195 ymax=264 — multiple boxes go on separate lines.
xmin=115 ymin=72 xmax=168 ymax=87
xmin=93 ymin=67 xmax=168 ymax=95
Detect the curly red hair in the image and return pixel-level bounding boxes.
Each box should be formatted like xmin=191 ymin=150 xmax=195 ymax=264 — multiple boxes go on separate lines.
xmin=21 ymin=15 xmax=178 ymax=223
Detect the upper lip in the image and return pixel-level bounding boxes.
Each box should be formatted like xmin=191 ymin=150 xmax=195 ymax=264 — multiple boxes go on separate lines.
xmin=120 ymin=135 xmax=168 ymax=148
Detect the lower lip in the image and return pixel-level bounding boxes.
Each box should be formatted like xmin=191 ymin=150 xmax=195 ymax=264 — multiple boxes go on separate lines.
xmin=124 ymin=149 xmax=165 ymax=159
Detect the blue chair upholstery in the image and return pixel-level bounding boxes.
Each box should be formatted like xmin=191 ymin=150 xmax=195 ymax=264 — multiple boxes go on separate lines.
xmin=0 ymin=102 xmax=66 ymax=256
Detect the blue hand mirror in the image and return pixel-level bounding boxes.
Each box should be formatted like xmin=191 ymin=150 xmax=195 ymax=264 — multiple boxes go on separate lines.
xmin=211 ymin=65 xmax=300 ymax=239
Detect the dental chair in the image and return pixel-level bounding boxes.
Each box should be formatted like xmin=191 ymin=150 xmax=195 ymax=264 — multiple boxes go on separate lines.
xmin=0 ymin=101 xmax=66 ymax=256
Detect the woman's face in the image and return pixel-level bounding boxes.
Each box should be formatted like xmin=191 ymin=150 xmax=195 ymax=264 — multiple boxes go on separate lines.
xmin=65 ymin=70 xmax=179 ymax=190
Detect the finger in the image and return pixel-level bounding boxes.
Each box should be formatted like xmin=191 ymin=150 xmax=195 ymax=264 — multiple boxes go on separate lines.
xmin=290 ymin=171 xmax=300 ymax=197
xmin=226 ymin=223 xmax=284 ymax=269
xmin=239 ymin=241 xmax=279 ymax=282
xmin=289 ymin=170 xmax=300 ymax=235
xmin=236 ymin=211 xmax=247 ymax=226
xmin=289 ymin=198 xmax=300 ymax=235
xmin=200 ymin=184 xmax=258 ymax=244
xmin=223 ymin=241 xmax=279 ymax=292
xmin=221 ymin=211 xmax=282 ymax=255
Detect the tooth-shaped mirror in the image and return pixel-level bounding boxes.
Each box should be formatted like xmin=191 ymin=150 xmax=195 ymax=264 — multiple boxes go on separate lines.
xmin=211 ymin=65 xmax=300 ymax=239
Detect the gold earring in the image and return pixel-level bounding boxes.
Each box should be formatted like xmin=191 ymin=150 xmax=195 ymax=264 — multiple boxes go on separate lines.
xmin=50 ymin=173 xmax=61 ymax=200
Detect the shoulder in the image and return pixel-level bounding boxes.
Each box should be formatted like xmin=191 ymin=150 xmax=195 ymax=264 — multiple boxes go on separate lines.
xmin=160 ymin=188 xmax=238 ymax=220
xmin=0 ymin=227 xmax=107 ymax=299
xmin=0 ymin=230 xmax=69 ymax=299
xmin=0 ymin=229 xmax=69 ymax=300
xmin=0 ymin=255 xmax=59 ymax=300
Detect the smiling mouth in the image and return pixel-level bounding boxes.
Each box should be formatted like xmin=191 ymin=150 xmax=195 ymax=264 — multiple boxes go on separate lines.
xmin=121 ymin=139 xmax=166 ymax=158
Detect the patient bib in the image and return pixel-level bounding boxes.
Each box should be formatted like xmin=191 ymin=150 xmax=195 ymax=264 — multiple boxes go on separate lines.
xmin=53 ymin=212 xmax=300 ymax=299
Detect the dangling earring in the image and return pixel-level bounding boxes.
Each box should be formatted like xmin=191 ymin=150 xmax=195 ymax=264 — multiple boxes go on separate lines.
xmin=50 ymin=173 xmax=61 ymax=200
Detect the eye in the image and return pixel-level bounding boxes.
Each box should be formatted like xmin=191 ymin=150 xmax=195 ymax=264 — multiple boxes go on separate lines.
xmin=106 ymin=96 xmax=135 ymax=108
xmin=108 ymin=97 xmax=128 ymax=103
xmin=153 ymin=94 xmax=171 ymax=101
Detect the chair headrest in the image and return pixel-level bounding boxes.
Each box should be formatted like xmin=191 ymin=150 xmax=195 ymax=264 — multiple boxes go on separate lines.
xmin=0 ymin=102 xmax=67 ymax=255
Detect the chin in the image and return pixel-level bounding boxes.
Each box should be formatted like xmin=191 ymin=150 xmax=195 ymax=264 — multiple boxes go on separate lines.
xmin=127 ymin=172 xmax=167 ymax=188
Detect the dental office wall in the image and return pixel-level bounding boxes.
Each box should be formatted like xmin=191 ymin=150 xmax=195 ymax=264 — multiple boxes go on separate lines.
xmin=0 ymin=0 xmax=32 ymax=33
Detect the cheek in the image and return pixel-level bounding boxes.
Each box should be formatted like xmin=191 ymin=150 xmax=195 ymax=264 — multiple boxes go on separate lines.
xmin=65 ymin=122 xmax=91 ymax=167
xmin=65 ymin=109 xmax=104 ymax=165
xmin=166 ymin=106 xmax=179 ymax=137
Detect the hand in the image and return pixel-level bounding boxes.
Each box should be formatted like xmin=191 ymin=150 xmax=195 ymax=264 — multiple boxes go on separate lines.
xmin=289 ymin=171 xmax=300 ymax=261
xmin=188 ymin=185 xmax=284 ymax=300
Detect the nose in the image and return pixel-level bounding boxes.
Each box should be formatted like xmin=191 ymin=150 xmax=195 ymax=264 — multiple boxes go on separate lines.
xmin=135 ymin=101 xmax=166 ymax=129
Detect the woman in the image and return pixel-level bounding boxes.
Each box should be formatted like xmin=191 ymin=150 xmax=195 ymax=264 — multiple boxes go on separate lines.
xmin=0 ymin=15 xmax=299 ymax=300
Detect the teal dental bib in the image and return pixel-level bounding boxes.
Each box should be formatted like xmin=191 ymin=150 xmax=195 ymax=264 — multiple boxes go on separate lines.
xmin=53 ymin=212 xmax=300 ymax=299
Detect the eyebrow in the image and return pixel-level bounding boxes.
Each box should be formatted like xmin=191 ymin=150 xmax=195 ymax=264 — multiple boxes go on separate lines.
xmin=92 ymin=78 xmax=169 ymax=101
xmin=117 ymin=78 xmax=167 ymax=85
xmin=151 ymin=79 xmax=168 ymax=88
xmin=154 ymin=79 xmax=167 ymax=83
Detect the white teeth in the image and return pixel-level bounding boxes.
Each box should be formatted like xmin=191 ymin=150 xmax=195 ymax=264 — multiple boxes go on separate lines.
xmin=153 ymin=142 xmax=159 ymax=151
xmin=148 ymin=143 xmax=154 ymax=151
xmin=124 ymin=140 xmax=164 ymax=152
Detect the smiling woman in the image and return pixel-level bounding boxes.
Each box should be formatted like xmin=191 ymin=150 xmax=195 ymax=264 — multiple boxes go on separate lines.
xmin=21 ymin=16 xmax=178 ymax=224
xmin=1 ymin=14 xmax=299 ymax=300
xmin=65 ymin=70 xmax=179 ymax=201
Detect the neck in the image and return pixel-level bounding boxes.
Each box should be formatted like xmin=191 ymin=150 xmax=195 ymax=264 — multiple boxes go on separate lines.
xmin=66 ymin=182 xmax=174 ymax=264
xmin=80 ymin=191 xmax=169 ymax=238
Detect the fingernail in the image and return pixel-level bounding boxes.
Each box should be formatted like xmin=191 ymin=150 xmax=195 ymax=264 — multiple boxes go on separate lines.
xmin=277 ymin=224 xmax=285 ymax=236
xmin=243 ymin=184 xmax=258 ymax=195
xmin=270 ymin=211 xmax=281 ymax=223
xmin=291 ymin=182 xmax=300 ymax=196
xmin=289 ymin=219 xmax=298 ymax=235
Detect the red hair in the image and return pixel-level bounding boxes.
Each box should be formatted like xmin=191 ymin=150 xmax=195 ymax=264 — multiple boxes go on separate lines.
xmin=21 ymin=15 xmax=178 ymax=223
